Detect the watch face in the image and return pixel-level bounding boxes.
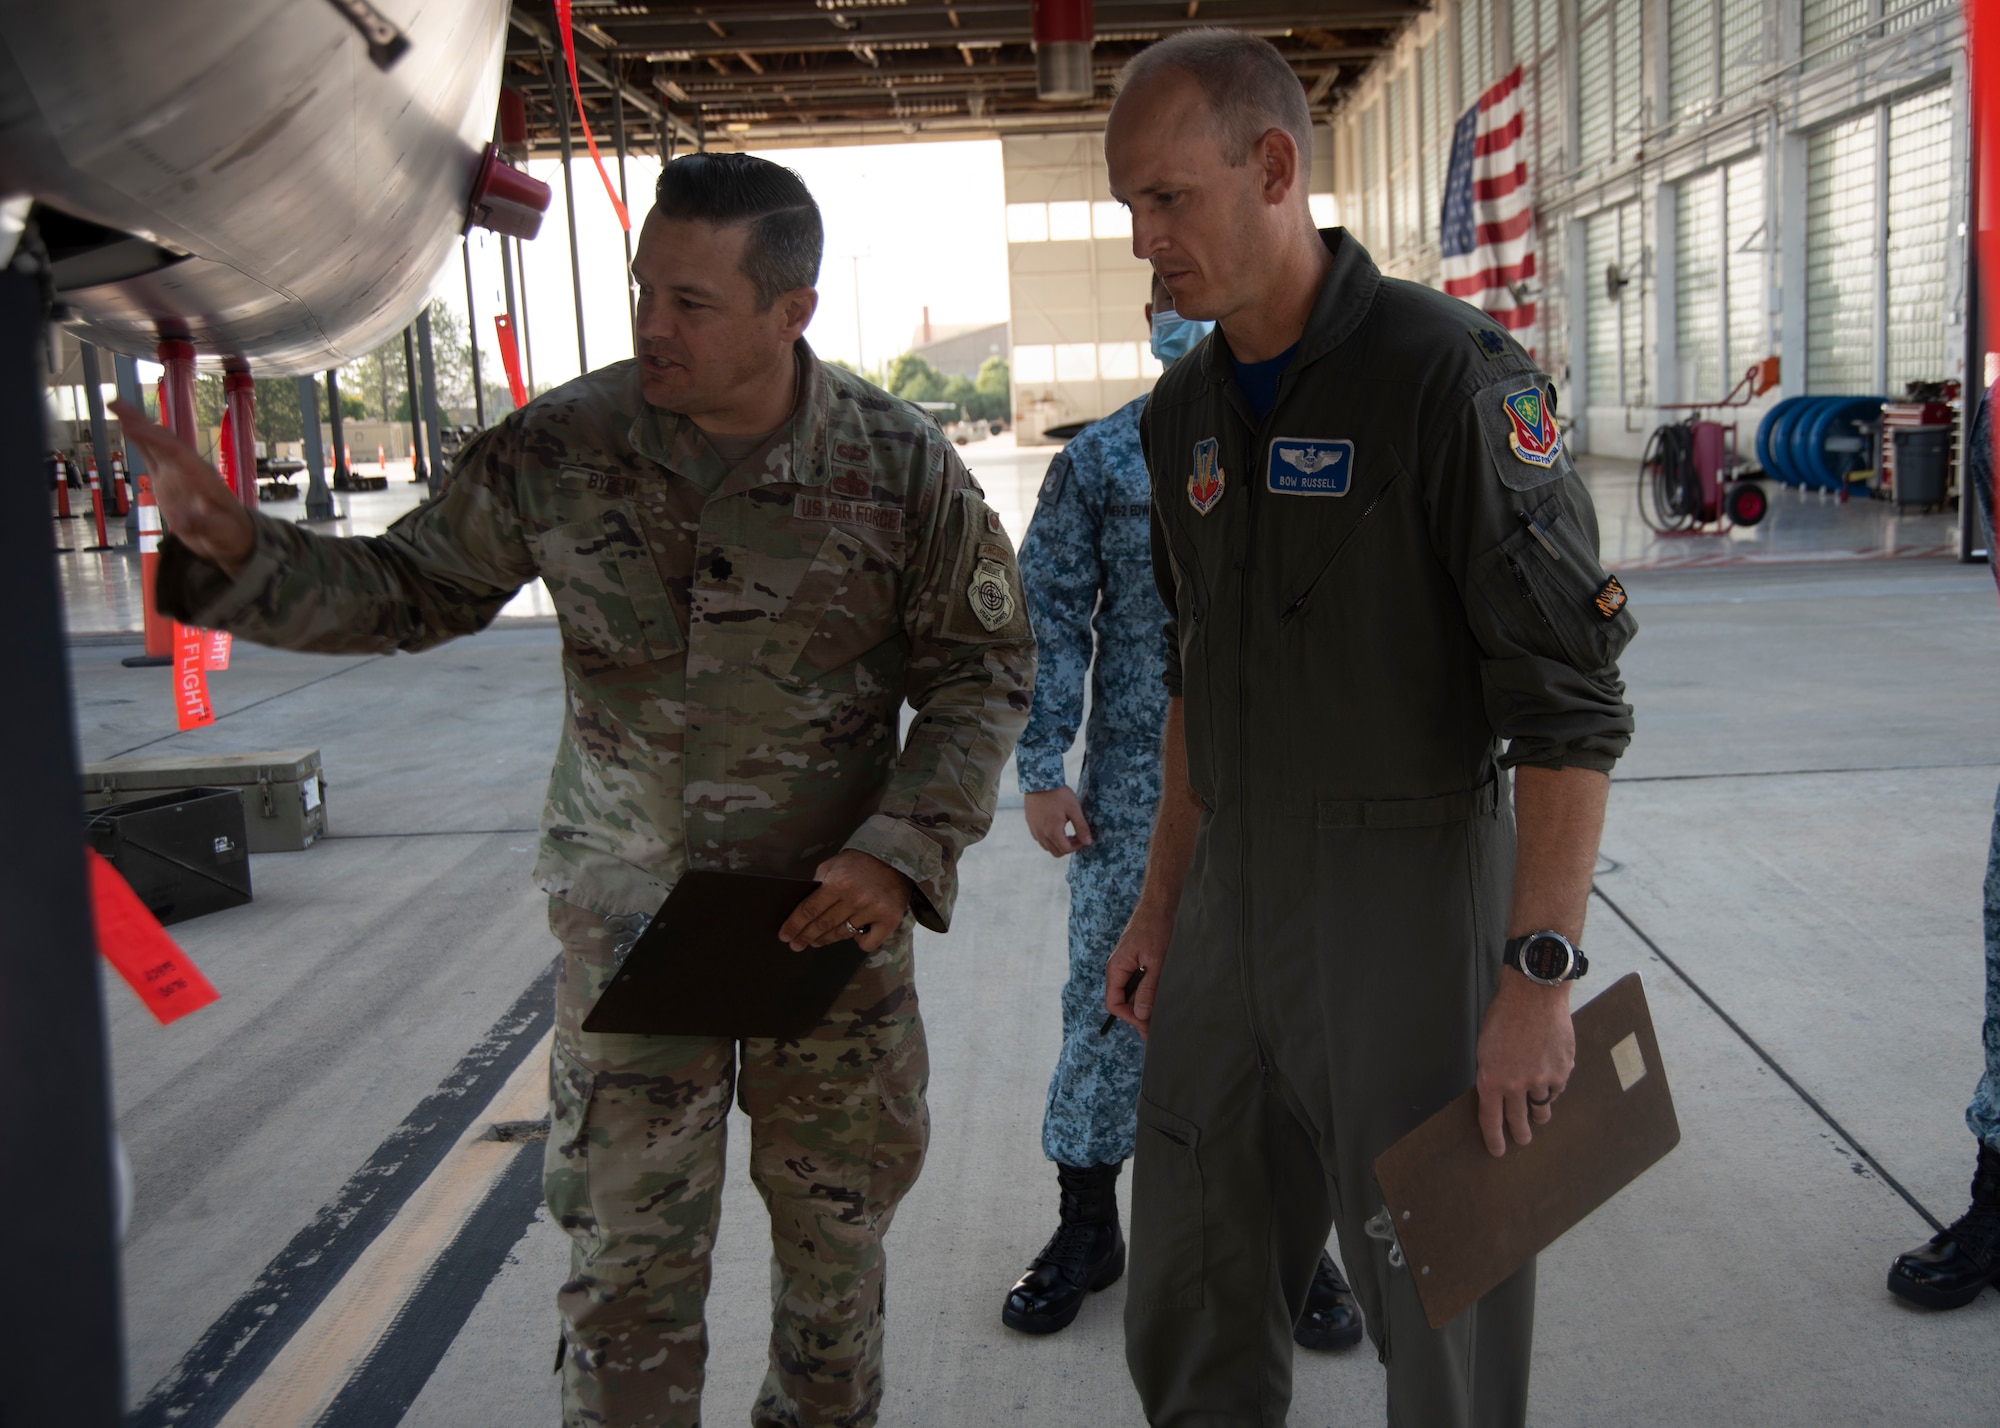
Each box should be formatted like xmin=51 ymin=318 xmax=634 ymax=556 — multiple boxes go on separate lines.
xmin=1522 ymin=934 xmax=1574 ymax=982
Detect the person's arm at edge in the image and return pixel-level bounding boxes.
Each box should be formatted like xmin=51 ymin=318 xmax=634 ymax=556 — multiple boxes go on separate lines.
xmin=1102 ymin=697 xmax=1199 ymax=1039
xmin=1017 ymin=448 xmax=1102 ymax=856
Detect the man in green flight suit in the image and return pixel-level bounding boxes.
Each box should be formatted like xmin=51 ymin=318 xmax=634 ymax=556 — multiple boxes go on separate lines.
xmin=116 ymin=154 xmax=1034 ymax=1428
xmin=1099 ymin=31 xmax=1637 ymax=1428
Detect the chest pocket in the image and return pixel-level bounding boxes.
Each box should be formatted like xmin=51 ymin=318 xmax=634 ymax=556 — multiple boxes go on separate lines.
xmin=1100 ymin=498 xmax=1153 ymax=561
xmin=1479 ymin=486 xmax=1635 ymax=673
xmin=745 ymin=525 xmax=902 ymax=682
xmin=537 ymin=503 xmax=684 ymax=666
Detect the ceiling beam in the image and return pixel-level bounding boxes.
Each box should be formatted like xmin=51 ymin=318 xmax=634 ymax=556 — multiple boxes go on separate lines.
xmin=507 ymin=7 xmax=701 ymax=148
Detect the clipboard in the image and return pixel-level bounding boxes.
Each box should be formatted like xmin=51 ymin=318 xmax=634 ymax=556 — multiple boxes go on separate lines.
xmin=580 ymin=870 xmax=868 ymax=1039
xmin=1371 ymin=972 xmax=1680 ymax=1329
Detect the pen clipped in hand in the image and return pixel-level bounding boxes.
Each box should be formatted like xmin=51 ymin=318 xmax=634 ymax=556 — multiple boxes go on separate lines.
xmin=1100 ymin=967 xmax=1147 ymax=1035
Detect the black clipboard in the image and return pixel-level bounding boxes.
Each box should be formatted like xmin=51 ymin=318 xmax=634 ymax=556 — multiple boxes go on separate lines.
xmin=580 ymin=870 xmax=868 ymax=1039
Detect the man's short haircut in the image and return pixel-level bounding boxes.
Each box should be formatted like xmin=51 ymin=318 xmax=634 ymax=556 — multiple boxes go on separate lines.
xmin=1114 ymin=28 xmax=1313 ymax=169
xmin=654 ymin=153 xmax=823 ymax=308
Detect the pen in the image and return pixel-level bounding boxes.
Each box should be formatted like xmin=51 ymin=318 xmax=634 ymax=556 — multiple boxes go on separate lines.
xmin=1099 ymin=967 xmax=1147 ymax=1035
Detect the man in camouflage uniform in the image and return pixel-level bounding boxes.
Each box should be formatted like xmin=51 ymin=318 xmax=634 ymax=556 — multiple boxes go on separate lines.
xmin=1003 ymin=275 xmax=1362 ymax=1350
xmin=118 ymin=153 xmax=1034 ymax=1428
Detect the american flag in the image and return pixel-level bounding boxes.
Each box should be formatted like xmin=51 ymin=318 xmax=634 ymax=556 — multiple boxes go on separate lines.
xmin=1440 ymin=66 xmax=1536 ymax=341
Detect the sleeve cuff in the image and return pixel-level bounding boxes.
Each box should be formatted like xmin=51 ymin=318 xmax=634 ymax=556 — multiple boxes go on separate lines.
xmin=844 ymin=814 xmax=955 ymax=934
xmin=154 ymin=512 xmax=293 ymax=628
xmin=1014 ymin=748 xmax=1068 ymax=794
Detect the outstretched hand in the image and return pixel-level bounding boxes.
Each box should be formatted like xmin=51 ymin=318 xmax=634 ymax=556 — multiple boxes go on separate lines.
xmin=110 ymin=399 xmax=255 ymax=576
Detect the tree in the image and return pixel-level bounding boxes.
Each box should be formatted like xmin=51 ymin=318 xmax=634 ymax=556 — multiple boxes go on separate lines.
xmin=968 ymin=356 xmax=1011 ymax=423
xmin=885 ymin=352 xmax=947 ymax=405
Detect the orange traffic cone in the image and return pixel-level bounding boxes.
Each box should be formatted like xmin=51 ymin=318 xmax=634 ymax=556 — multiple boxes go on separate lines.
xmin=54 ymin=454 xmax=74 ymax=518
xmin=111 ymin=449 xmax=130 ymax=515
xmin=377 ymin=443 xmax=386 ymax=471
xmin=83 ymin=455 xmax=111 ymax=551
xmin=133 ymin=474 xmax=172 ymax=660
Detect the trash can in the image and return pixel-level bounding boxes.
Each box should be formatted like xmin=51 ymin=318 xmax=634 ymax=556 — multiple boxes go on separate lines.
xmin=1891 ymin=426 xmax=1952 ymax=511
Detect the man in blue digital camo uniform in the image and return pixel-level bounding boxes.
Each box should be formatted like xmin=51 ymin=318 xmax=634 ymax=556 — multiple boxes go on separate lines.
xmin=1002 ymin=273 xmax=1363 ymax=1353
xmin=1887 ymin=381 xmax=2000 ymax=1309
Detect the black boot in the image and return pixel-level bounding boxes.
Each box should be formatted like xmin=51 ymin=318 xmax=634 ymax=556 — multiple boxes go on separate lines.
xmin=1002 ymin=1162 xmax=1127 ymax=1334
xmin=1887 ymin=1141 xmax=2000 ymax=1309
xmin=1293 ymin=1250 xmax=1365 ymax=1350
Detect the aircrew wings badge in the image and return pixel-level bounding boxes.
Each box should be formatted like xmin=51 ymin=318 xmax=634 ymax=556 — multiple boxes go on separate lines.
xmin=1189 ymin=437 xmax=1225 ymax=514
xmin=1502 ymin=385 xmax=1563 ymax=468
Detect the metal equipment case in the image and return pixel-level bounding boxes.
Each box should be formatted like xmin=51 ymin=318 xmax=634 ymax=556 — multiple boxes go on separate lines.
xmin=82 ymin=748 xmax=326 ymax=853
xmin=85 ymin=787 xmax=253 ymax=925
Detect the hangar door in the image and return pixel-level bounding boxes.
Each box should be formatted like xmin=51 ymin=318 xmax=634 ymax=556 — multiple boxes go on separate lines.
xmin=1804 ymin=85 xmax=1957 ymax=394
xmin=1586 ymin=200 xmax=1645 ymax=409
xmin=1675 ymin=154 xmax=1765 ymax=403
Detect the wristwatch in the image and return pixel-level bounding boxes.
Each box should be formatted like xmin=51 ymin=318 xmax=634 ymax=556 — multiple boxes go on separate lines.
xmin=1503 ymin=930 xmax=1588 ymax=986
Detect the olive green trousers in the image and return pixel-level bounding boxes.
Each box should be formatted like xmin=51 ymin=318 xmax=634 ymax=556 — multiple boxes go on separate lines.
xmin=544 ymin=899 xmax=930 ymax=1428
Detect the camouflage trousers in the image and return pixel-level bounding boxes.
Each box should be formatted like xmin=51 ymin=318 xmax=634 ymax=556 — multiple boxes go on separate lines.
xmin=1967 ymin=784 xmax=2000 ymax=1153
xmin=544 ymin=898 xmax=930 ymax=1428
xmin=1041 ymin=825 xmax=1150 ymax=1168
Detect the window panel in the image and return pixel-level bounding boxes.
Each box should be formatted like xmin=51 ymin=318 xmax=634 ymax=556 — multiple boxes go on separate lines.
xmin=1578 ymin=10 xmax=1612 ymax=167
xmin=1802 ymin=0 xmax=1867 ymax=68
xmin=1097 ymin=342 xmax=1141 ymax=380
xmin=1054 ymin=343 xmax=1098 ymax=381
xmin=1724 ymin=154 xmax=1766 ymax=385
xmin=1013 ymin=344 xmax=1054 ymax=382
xmin=1511 ymin=0 xmax=1537 ymax=74
xmin=1006 ymin=203 xmax=1048 ymax=243
xmin=1465 ymin=0 xmax=1494 ymax=98
xmin=1586 ymin=208 xmax=1622 ymax=406
xmin=1047 ymin=201 xmax=1092 ymax=241
xmin=1091 ymin=201 xmax=1131 ymax=238
xmin=1620 ymin=202 xmax=1645 ymax=405
xmin=1885 ymin=87 xmax=1954 ymax=389
xmin=1805 ymin=115 xmax=1877 ymax=392
xmin=1669 ymin=0 xmax=1715 ymax=121
xmin=1676 ymin=170 xmax=1723 ymax=402
xmin=1613 ymin=0 xmax=1644 ymax=157
xmin=1719 ymin=0 xmax=1763 ymax=104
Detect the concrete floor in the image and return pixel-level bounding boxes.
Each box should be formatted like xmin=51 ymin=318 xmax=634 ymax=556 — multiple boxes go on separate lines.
xmin=64 ymin=438 xmax=2000 ymax=1426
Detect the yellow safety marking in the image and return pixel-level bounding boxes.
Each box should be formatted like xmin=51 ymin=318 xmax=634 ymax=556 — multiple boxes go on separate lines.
xmin=216 ymin=1030 xmax=553 ymax=1428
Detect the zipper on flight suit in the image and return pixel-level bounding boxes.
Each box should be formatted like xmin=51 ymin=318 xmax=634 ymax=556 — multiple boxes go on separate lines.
xmin=1276 ymin=480 xmax=1397 ymax=625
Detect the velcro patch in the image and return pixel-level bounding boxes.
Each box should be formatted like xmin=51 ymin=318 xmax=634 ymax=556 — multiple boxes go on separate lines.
xmin=1267 ymin=438 xmax=1353 ymax=496
xmin=967 ymin=556 xmax=1016 ymax=632
xmin=1470 ymin=327 xmax=1510 ymax=359
xmin=1106 ymin=501 xmax=1149 ymax=519
xmin=557 ymin=464 xmax=642 ymax=500
xmin=1592 ymin=574 xmax=1628 ymax=621
xmin=793 ymin=492 xmax=905 ymax=536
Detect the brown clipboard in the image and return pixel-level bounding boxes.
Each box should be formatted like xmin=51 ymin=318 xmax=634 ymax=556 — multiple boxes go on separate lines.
xmin=1372 ymin=972 xmax=1680 ymax=1329
xmin=580 ymin=870 xmax=867 ymax=1039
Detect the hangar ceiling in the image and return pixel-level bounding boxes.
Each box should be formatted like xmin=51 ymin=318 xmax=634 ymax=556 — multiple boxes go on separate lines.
xmin=502 ymin=0 xmax=1418 ymax=153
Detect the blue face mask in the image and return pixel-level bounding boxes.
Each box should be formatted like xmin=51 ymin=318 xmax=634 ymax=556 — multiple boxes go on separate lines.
xmin=1150 ymin=309 xmax=1215 ymax=366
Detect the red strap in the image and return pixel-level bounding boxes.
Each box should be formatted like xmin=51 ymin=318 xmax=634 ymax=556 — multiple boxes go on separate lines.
xmin=553 ymin=0 xmax=632 ymax=231
xmin=87 ymin=848 xmax=219 ymax=1025
xmin=494 ymin=314 xmax=529 ymax=407
xmin=174 ymin=622 xmax=217 ymax=730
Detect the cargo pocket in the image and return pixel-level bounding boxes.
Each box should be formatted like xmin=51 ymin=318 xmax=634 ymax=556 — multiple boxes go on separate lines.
xmin=537 ymin=508 xmax=683 ymax=667
xmin=543 ymin=1041 xmax=601 ymax=1254
xmin=1132 ymin=1097 xmax=1204 ymax=1308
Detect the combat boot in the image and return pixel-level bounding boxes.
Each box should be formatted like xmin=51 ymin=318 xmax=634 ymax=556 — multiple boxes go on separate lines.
xmin=1293 ymin=1250 xmax=1365 ymax=1350
xmin=1887 ymin=1141 xmax=2000 ymax=1309
xmin=1002 ymin=1161 xmax=1126 ymax=1334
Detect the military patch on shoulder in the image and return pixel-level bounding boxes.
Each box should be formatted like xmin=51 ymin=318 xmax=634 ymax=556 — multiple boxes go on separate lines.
xmin=793 ymin=491 xmax=906 ymax=536
xmin=1474 ymin=377 xmax=1570 ymax=492
xmin=1471 ymin=327 xmax=1510 ymax=359
xmin=967 ymin=555 xmax=1017 ymax=632
xmin=985 ymin=508 xmax=1003 ymax=534
xmin=1188 ymin=437 xmax=1225 ymax=514
xmin=1592 ymin=574 xmax=1628 ymax=621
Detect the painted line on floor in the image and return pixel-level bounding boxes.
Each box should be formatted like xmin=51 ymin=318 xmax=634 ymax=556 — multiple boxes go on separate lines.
xmin=214 ymin=1029 xmax=553 ymax=1428
xmin=1591 ymin=885 xmax=1943 ymax=1234
xmin=313 ymin=1141 xmax=547 ymax=1428
xmin=106 ymin=655 xmax=390 ymax=760
xmin=128 ymin=959 xmax=557 ymax=1428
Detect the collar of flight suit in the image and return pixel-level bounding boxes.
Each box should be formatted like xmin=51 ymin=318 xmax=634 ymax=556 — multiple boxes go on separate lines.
xmin=1194 ymin=227 xmax=1382 ymax=398
xmin=625 ymin=339 xmax=834 ymax=500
